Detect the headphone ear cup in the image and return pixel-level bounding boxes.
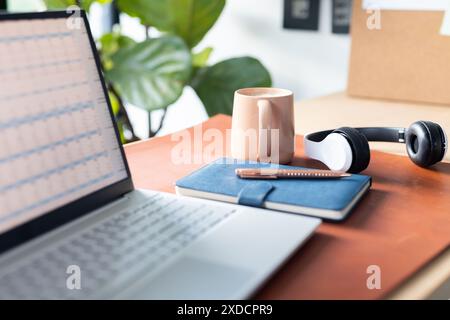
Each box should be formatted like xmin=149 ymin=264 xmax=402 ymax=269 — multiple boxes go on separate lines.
xmin=406 ymin=121 xmax=446 ymax=167
xmin=333 ymin=127 xmax=370 ymax=173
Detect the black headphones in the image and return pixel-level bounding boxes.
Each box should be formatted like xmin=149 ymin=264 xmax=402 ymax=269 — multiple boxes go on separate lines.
xmin=304 ymin=121 xmax=448 ymax=173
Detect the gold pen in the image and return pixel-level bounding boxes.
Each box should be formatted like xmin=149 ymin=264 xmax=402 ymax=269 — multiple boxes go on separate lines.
xmin=235 ymin=168 xmax=351 ymax=179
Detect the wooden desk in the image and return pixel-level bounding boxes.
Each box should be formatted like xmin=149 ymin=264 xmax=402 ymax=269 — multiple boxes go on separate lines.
xmin=124 ymin=114 xmax=450 ymax=299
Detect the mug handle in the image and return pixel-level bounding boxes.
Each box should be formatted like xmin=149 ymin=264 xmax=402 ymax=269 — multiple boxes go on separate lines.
xmin=257 ymin=99 xmax=272 ymax=162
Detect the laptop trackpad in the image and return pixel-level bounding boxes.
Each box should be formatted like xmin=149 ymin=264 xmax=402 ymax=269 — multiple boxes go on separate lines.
xmin=129 ymin=256 xmax=255 ymax=299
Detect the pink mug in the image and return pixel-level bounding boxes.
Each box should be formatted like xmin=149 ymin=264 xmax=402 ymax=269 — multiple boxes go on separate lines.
xmin=231 ymin=88 xmax=295 ymax=164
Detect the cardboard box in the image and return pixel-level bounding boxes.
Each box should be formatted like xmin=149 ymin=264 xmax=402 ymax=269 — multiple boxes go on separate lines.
xmin=348 ymin=0 xmax=450 ymax=105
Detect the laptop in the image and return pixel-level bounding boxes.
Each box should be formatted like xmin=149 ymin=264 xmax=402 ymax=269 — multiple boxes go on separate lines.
xmin=0 ymin=10 xmax=321 ymax=299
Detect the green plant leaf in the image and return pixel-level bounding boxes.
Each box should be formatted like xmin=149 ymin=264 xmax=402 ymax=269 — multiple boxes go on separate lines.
xmin=191 ymin=57 xmax=272 ymax=116
xmin=99 ymin=32 xmax=136 ymax=70
xmin=43 ymin=0 xmax=111 ymax=12
xmin=105 ymin=35 xmax=192 ymax=111
xmin=116 ymin=0 xmax=169 ymax=30
xmin=192 ymin=47 xmax=213 ymax=68
xmin=117 ymin=0 xmax=225 ymax=48
xmin=43 ymin=0 xmax=76 ymax=10
xmin=108 ymin=90 xmax=126 ymax=143
xmin=108 ymin=90 xmax=120 ymax=115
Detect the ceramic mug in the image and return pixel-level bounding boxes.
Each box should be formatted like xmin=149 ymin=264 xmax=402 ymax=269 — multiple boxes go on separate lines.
xmin=231 ymin=87 xmax=295 ymax=164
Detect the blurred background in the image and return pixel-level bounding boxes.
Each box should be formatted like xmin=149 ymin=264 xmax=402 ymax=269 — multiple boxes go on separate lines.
xmin=3 ymin=0 xmax=350 ymax=140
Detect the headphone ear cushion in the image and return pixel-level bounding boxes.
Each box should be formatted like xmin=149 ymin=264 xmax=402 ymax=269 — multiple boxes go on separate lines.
xmin=406 ymin=121 xmax=446 ymax=167
xmin=333 ymin=127 xmax=370 ymax=173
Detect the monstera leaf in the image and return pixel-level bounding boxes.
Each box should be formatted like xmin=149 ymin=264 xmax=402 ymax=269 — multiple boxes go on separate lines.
xmin=43 ymin=0 xmax=111 ymax=11
xmin=105 ymin=35 xmax=192 ymax=111
xmin=191 ymin=57 xmax=272 ymax=116
xmin=117 ymin=0 xmax=225 ymax=48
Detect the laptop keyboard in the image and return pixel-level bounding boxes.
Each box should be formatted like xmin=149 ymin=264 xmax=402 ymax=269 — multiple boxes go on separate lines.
xmin=0 ymin=193 xmax=236 ymax=299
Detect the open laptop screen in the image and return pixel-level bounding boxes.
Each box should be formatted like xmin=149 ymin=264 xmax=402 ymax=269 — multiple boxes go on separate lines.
xmin=0 ymin=12 xmax=130 ymax=236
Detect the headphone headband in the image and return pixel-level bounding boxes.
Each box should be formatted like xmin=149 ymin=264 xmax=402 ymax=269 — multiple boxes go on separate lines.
xmin=305 ymin=127 xmax=406 ymax=143
xmin=304 ymin=122 xmax=446 ymax=173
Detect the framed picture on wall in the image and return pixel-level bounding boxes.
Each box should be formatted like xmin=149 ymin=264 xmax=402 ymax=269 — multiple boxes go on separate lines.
xmin=283 ymin=0 xmax=320 ymax=31
xmin=332 ymin=0 xmax=352 ymax=34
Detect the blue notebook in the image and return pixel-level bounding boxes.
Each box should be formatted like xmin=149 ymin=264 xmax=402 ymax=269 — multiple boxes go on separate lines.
xmin=175 ymin=158 xmax=371 ymax=221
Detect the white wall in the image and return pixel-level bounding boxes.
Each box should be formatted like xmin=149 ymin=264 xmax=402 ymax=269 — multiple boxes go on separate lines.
xmin=203 ymin=0 xmax=351 ymax=100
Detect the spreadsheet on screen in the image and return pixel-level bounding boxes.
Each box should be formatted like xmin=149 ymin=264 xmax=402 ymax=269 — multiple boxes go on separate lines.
xmin=0 ymin=16 xmax=128 ymax=234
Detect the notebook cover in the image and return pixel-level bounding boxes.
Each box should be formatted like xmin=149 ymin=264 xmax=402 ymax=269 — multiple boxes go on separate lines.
xmin=176 ymin=158 xmax=371 ymax=213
